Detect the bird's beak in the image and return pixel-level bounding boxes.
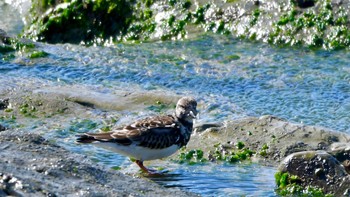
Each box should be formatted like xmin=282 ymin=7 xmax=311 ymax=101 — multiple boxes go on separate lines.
xmin=189 ymin=110 xmax=198 ymax=119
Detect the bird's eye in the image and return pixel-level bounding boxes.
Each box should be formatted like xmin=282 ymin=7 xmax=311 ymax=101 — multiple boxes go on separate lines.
xmin=178 ymin=105 xmax=186 ymax=108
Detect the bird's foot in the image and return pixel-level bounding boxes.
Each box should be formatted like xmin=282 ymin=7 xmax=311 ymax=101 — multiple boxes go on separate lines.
xmin=143 ymin=168 xmax=169 ymax=176
xmin=135 ymin=160 xmax=168 ymax=176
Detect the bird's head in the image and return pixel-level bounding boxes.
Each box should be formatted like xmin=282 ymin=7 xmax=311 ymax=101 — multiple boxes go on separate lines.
xmin=175 ymin=97 xmax=198 ymax=122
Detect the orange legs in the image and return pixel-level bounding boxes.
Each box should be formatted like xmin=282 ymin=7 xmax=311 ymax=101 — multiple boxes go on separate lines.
xmin=135 ymin=160 xmax=163 ymax=175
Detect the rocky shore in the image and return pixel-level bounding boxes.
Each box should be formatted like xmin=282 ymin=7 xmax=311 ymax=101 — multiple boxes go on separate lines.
xmin=186 ymin=115 xmax=350 ymax=195
xmin=0 ymin=131 xmax=197 ymax=197
xmin=1 ymin=85 xmax=350 ymax=196
xmin=2 ymin=0 xmax=350 ymax=195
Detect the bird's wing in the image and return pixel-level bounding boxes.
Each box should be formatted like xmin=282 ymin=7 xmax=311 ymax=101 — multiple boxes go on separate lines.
xmin=76 ymin=115 xmax=182 ymax=149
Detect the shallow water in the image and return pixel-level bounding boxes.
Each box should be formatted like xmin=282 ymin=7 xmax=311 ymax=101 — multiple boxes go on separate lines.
xmin=3 ymin=35 xmax=350 ymax=196
xmin=2 ymin=1 xmax=350 ymax=195
xmin=3 ymin=37 xmax=350 ymax=132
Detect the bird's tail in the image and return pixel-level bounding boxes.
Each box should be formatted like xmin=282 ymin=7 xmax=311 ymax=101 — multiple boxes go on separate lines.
xmin=76 ymin=134 xmax=97 ymax=143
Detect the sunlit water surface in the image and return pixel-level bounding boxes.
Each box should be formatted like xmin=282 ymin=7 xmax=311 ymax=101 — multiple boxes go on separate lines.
xmin=2 ymin=35 xmax=350 ymax=196
xmin=3 ymin=37 xmax=350 ymax=131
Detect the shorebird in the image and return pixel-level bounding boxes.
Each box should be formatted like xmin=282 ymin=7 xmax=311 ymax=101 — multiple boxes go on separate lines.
xmin=76 ymin=97 xmax=197 ymax=174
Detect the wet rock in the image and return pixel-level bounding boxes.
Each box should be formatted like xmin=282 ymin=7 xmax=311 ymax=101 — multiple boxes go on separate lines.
xmin=0 ymin=131 xmax=196 ymax=196
xmin=291 ymin=0 xmax=316 ymax=8
xmin=0 ymin=174 xmax=25 ymax=196
xmin=193 ymin=122 xmax=223 ymax=133
xmin=26 ymin=0 xmax=133 ymax=44
xmin=20 ymin=0 xmax=350 ymax=49
xmin=183 ymin=115 xmax=350 ymax=165
xmin=0 ymin=29 xmax=10 ymax=44
xmin=0 ymin=98 xmax=9 ymax=110
xmin=278 ymin=151 xmax=350 ymax=195
xmin=343 ymin=160 xmax=350 ymax=174
xmin=329 ymin=142 xmax=350 ymax=163
xmin=0 ymin=124 xmax=6 ymax=132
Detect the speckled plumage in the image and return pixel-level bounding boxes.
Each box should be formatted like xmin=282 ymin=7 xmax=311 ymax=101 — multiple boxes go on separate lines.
xmin=76 ymin=97 xmax=197 ymax=174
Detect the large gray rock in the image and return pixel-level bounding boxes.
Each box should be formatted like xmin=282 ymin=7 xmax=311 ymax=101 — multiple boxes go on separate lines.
xmin=186 ymin=115 xmax=350 ymax=164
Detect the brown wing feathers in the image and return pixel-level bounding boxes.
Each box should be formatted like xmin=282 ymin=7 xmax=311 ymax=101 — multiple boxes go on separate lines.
xmin=76 ymin=115 xmax=178 ymax=147
xmin=76 ymin=132 xmax=133 ymax=145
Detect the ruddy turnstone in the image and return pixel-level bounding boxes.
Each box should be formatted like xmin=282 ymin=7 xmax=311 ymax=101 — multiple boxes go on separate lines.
xmin=76 ymin=97 xmax=197 ymax=174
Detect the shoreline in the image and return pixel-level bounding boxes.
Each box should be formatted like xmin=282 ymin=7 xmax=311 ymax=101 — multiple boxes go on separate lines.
xmin=2 ymin=85 xmax=350 ymax=195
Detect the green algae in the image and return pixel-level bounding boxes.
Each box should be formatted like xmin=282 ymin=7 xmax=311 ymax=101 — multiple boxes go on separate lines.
xmin=0 ymin=115 xmax=17 ymax=129
xmin=209 ymin=142 xmax=254 ymax=163
xmin=176 ymin=141 xmax=255 ymax=165
xmin=177 ymin=149 xmax=207 ymax=165
xmin=250 ymin=9 xmax=261 ymax=26
xmin=147 ymin=100 xmax=174 ymax=113
xmin=275 ymin=172 xmax=333 ymax=197
xmin=0 ymin=44 xmax=15 ymax=53
xmin=29 ymin=51 xmax=49 ymax=59
xmin=19 ymin=103 xmax=38 ymax=118
xmin=269 ymin=0 xmax=350 ymax=50
xmin=23 ymin=0 xmax=350 ymax=49
xmin=259 ymin=143 xmax=269 ymax=157
xmin=68 ymin=119 xmax=98 ymax=133
xmin=27 ymin=0 xmax=133 ymax=43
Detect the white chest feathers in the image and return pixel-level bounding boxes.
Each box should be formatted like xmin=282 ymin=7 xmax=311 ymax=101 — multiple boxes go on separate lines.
xmin=94 ymin=142 xmax=180 ymax=161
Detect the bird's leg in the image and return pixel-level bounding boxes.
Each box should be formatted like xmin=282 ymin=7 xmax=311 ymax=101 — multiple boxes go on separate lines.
xmin=135 ymin=160 xmax=162 ymax=175
xmin=135 ymin=160 xmax=150 ymax=173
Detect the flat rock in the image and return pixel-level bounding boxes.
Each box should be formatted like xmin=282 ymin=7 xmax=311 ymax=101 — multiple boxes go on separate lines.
xmin=0 ymin=131 xmax=197 ymax=197
xmin=185 ymin=115 xmax=350 ymax=165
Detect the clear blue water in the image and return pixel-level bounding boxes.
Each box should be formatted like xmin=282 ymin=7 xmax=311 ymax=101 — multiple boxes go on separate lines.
xmin=2 ymin=35 xmax=350 ymax=196
xmin=3 ymin=37 xmax=350 ymax=132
